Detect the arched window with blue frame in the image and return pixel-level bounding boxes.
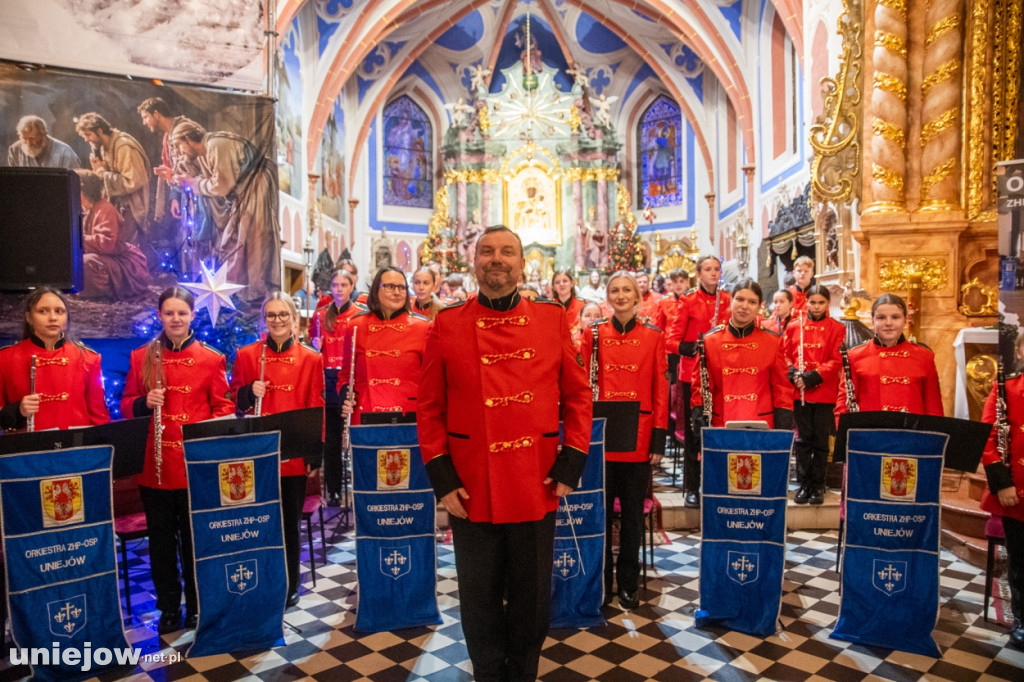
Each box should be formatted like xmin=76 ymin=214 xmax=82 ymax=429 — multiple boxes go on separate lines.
xmin=382 ymin=95 xmax=433 ymax=208
xmin=637 ymin=96 xmax=682 ymax=208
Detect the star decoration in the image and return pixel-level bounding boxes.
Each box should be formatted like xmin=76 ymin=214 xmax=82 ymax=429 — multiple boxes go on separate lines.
xmin=181 ymin=261 xmax=245 ymax=326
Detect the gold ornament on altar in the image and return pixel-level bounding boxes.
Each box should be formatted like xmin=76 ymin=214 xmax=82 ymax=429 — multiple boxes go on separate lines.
xmin=477 ymin=104 xmax=491 ymax=136
xmin=569 ymin=104 xmax=581 ymax=133
xmin=966 ymin=354 xmax=998 ymax=406
xmin=616 ymin=182 xmax=637 ymax=229
xmin=958 ymin=277 xmax=998 ymax=316
xmin=878 ymin=257 xmax=948 ymax=292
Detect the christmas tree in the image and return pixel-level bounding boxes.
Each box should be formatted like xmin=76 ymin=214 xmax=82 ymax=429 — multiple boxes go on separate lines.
xmin=422 ymin=189 xmax=469 ymax=274
xmin=605 ymin=183 xmax=644 ymax=274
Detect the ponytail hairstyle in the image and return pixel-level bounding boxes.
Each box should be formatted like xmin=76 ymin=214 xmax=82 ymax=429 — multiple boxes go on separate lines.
xmin=325 ymin=268 xmax=357 ymax=333
xmin=412 ymin=266 xmax=445 ymax=319
xmin=806 ymin=284 xmax=831 ymax=301
xmin=143 ymin=287 xmax=195 ymax=391
xmin=871 ymin=292 xmax=908 ymax=317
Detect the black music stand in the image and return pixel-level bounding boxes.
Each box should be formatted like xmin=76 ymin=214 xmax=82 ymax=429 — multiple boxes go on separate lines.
xmin=834 ymin=411 xmax=990 ymax=472
xmin=181 ymin=408 xmax=324 ymax=469
xmin=593 ymin=401 xmax=641 ymax=453
xmin=0 ymin=418 xmax=149 ymax=478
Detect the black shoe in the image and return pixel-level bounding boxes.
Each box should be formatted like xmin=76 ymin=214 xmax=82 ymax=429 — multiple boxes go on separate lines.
xmin=684 ymin=491 xmax=700 ymax=508
xmin=794 ymin=487 xmax=810 ymax=504
xmin=286 ymin=590 xmax=300 ymax=607
xmin=808 ymin=487 xmax=825 ymax=505
xmin=157 ymin=609 xmax=182 ymax=635
xmin=184 ymin=611 xmax=198 ymax=629
xmin=1009 ymin=626 xmax=1024 ymax=651
xmin=619 ymin=590 xmax=639 ymax=610
xmin=327 ymin=492 xmax=341 ymax=508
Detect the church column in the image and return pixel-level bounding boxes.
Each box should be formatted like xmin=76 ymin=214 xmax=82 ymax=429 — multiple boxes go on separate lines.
xmin=597 ymin=174 xmax=609 ymax=232
xmin=456 ymin=180 xmax=467 ymax=230
xmin=864 ymin=0 xmax=909 ymax=212
xmin=481 ymin=179 xmax=491 ymax=226
xmin=574 ymin=174 xmax=584 ymax=270
xmin=918 ymin=0 xmax=963 ymax=210
xmin=705 ymin=192 xmax=716 ymax=246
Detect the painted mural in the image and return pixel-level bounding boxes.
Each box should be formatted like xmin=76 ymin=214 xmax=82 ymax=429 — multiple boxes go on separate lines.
xmin=382 ymin=95 xmax=432 ymax=209
xmin=318 ymin=96 xmax=346 ymax=221
xmin=276 ymin=19 xmax=303 ymax=199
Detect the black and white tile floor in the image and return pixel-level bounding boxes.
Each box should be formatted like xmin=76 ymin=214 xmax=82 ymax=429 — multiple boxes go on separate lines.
xmin=2 ymin=510 xmax=1022 ymax=681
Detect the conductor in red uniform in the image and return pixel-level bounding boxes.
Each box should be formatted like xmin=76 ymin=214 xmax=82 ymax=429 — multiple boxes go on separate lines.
xmin=418 ymin=226 xmax=592 ymax=681
xmin=691 ymin=279 xmax=793 ymax=430
xmin=667 ymin=256 xmax=731 ymax=507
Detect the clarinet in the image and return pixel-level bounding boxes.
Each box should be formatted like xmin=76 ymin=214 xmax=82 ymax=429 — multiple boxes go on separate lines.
xmin=840 ymin=344 xmax=859 ymax=413
xmin=997 ymin=361 xmax=1011 ymax=466
xmin=798 ymin=311 xmax=806 ymax=406
xmin=153 ymin=341 xmax=164 ymax=486
xmin=697 ymin=334 xmax=712 ymax=424
xmin=254 ymin=342 xmax=267 ymax=417
xmin=27 ymin=355 xmax=37 ymax=432
xmin=341 ymin=327 xmax=358 ymax=455
xmin=590 ymin=323 xmax=600 ymax=401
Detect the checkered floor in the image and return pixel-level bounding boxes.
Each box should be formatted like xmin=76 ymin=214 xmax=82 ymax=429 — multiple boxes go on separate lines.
xmin=2 ymin=508 xmax=1022 ymax=681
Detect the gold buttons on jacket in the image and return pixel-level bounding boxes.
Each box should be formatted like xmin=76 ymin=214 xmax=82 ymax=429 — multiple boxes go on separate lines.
xmin=367 ymin=349 xmax=400 ymax=358
xmin=723 ymin=367 xmax=758 ymax=376
xmin=163 ymin=357 xmax=196 ymax=367
xmin=484 ymin=391 xmax=534 ymax=407
xmin=39 ymin=392 xmax=69 ymax=403
xmin=879 ymin=350 xmax=910 ymax=358
xmin=604 ymin=390 xmax=638 ymax=399
xmin=166 ymin=385 xmax=193 ymax=394
xmin=265 ymin=356 xmax=295 ymax=365
xmin=603 ymin=338 xmax=639 ymax=346
xmin=604 ymin=363 xmax=638 ymax=372
xmin=266 ymin=384 xmax=295 ymax=392
xmin=165 ymin=413 xmax=190 ymax=422
xmin=369 ymin=323 xmax=406 ymax=332
xmin=480 ymin=348 xmax=536 ymax=365
xmin=488 ymin=436 xmax=535 ymax=453
xmin=370 ymin=378 xmax=401 ymax=386
xmin=881 ymin=376 xmax=911 ymax=385
xmin=722 ymin=342 xmax=758 ymax=351
xmin=725 ymin=393 xmax=758 ymax=402
xmin=882 ymin=405 xmax=910 ymax=412
xmin=477 ymin=315 xmax=530 ymax=329
xmin=36 ymin=357 xmax=69 ymax=367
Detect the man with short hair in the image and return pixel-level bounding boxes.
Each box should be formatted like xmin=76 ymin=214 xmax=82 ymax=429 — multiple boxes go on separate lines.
xmin=75 ymin=112 xmax=150 ymax=244
xmin=6 ymin=115 xmax=81 ymax=169
xmin=789 ymin=256 xmax=815 ymax=314
xmin=636 ymin=272 xmax=662 ymax=322
xmin=418 ymin=225 xmax=592 ymax=681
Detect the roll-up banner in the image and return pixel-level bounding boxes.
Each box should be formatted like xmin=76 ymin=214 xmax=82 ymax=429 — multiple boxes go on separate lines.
xmin=696 ymin=428 xmax=794 ymax=636
xmin=831 ymin=428 xmax=947 ymax=657
xmin=350 ymin=423 xmax=441 ymax=633
xmin=551 ymin=418 xmax=606 ymax=629
xmin=0 ymin=445 xmax=129 ymax=681
xmin=183 ymin=432 xmax=287 ymax=657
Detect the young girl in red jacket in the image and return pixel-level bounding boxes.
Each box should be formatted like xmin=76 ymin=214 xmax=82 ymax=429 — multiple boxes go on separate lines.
xmin=784 ymin=285 xmax=845 ymax=505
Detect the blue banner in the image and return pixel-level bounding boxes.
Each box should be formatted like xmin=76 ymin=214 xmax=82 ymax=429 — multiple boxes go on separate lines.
xmin=831 ymin=429 xmax=948 ymax=657
xmin=551 ymin=418 xmax=606 ymax=629
xmin=183 ymin=432 xmax=286 ymax=657
xmin=0 ymin=445 xmax=129 ymax=682
xmin=351 ymin=424 xmax=441 ymax=632
xmin=696 ymin=428 xmax=794 ymax=636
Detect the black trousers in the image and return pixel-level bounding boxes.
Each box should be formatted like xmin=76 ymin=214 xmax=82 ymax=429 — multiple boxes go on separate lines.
xmin=679 ymin=382 xmax=700 ymax=493
xmin=281 ymin=474 xmax=306 ymax=594
xmin=605 ymin=461 xmax=650 ymax=594
xmin=139 ymin=486 xmax=197 ymax=615
xmin=793 ymin=401 xmax=835 ymax=488
xmin=450 ymin=511 xmax=556 ymax=682
xmin=322 ymin=369 xmax=343 ymax=495
xmin=1004 ymin=516 xmax=1024 ymax=624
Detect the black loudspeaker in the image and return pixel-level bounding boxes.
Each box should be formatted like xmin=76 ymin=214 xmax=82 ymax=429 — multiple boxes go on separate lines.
xmin=0 ymin=167 xmax=83 ymax=292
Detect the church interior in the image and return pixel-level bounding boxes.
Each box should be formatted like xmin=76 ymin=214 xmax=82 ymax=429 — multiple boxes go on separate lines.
xmin=1 ymin=0 xmax=1024 ymax=679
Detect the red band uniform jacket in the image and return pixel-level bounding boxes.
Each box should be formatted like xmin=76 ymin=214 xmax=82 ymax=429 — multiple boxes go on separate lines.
xmin=582 ymin=317 xmax=669 ymax=461
xmin=690 ymin=323 xmax=794 ymax=427
xmin=782 ymin=314 xmax=845 ymax=404
xmin=980 ymin=376 xmax=1024 ymax=522
xmin=835 ymin=336 xmax=944 ymax=418
xmin=417 ymin=295 xmax=593 ymax=524
xmin=121 ymin=334 xmax=235 ymax=489
xmin=668 ymin=286 xmax=732 ymax=384
xmin=339 ymin=310 xmax=430 ymax=423
xmin=311 ymin=301 xmax=367 ymax=369
xmin=0 ymin=337 xmax=110 ymax=431
xmin=231 ymin=337 xmax=325 ymax=476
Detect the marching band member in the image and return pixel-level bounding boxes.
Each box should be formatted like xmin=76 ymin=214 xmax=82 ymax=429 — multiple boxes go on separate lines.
xmin=980 ymin=332 xmax=1024 ymax=651
xmin=121 ymin=286 xmax=234 ymax=634
xmin=762 ymin=289 xmax=794 ymax=336
xmin=411 ymin=266 xmax=446 ymax=320
xmin=232 ymin=293 xmax=325 ymax=608
xmin=690 ymin=279 xmax=793 ymax=431
xmin=418 ymin=226 xmax=591 ymax=680
xmin=582 ymin=272 xmax=668 ymax=610
xmin=783 ymin=285 xmax=844 ymax=505
xmin=311 ymin=268 xmax=366 ymax=506
xmin=552 ymin=270 xmax=584 ymax=335
xmin=0 ymin=287 xmax=109 ymax=431
xmin=836 ymin=293 xmax=943 ymax=417
xmin=788 ymin=256 xmax=815 ymax=314
xmin=574 ymin=301 xmax=604 ymax=349
xmin=340 ymin=266 xmax=429 ymax=423
xmin=636 ymin=272 xmax=662 ymax=323
xmin=667 ymin=256 xmax=731 ymax=507
xmin=653 ymin=268 xmax=688 ymax=335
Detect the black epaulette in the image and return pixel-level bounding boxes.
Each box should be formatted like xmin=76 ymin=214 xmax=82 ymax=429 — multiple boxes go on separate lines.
xmin=299 ymin=340 xmax=317 ymax=353
xmin=643 ymin=321 xmax=662 ymax=332
xmin=705 ymin=324 xmax=726 ymax=336
xmin=761 ymin=326 xmax=781 ymax=338
xmin=351 ymin=309 xmax=372 ymax=319
xmin=0 ymin=342 xmax=17 ymax=352
xmin=435 ymin=300 xmax=467 ymax=315
xmin=353 ymin=301 xmax=369 ymax=311
xmin=1008 ymin=370 xmax=1022 ymax=380
xmin=201 ymin=342 xmax=224 ymax=356
xmin=410 ymin=311 xmax=430 ymax=322
xmin=852 ymin=339 xmax=871 ymax=350
xmin=78 ymin=342 xmax=100 ymax=355
xmin=533 ymin=298 xmax=562 ymax=307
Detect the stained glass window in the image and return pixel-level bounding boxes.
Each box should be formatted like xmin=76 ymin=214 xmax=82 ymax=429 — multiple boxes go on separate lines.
xmin=383 ymin=95 xmax=433 ymax=208
xmin=637 ymin=96 xmax=682 ymax=208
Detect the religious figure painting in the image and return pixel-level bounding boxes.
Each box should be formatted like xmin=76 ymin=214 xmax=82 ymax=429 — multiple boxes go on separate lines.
xmin=382 ymin=96 xmax=432 ymax=209
xmin=638 ymin=96 xmax=682 ymax=208
xmin=505 ymin=166 xmax=560 ymax=247
xmin=275 ymin=20 xmax=303 ymax=199
xmin=318 ymin=96 xmax=346 ymax=221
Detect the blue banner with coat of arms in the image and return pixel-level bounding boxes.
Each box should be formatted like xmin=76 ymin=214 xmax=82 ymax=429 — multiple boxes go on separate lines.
xmin=184 ymin=432 xmax=287 ymax=657
xmin=831 ymin=429 xmax=947 ymax=657
xmin=351 ymin=423 xmax=441 ymax=632
xmin=550 ymin=418 xmax=606 ymax=628
xmin=0 ymin=445 xmax=129 ymax=682
xmin=696 ymin=428 xmax=794 ymax=636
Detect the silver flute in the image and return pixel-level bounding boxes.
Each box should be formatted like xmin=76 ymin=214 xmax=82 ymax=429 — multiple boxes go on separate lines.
xmin=27 ymin=355 xmax=37 ymax=432
xmin=153 ymin=341 xmax=164 ymax=485
xmin=255 ymin=343 xmax=267 ymax=417
xmin=590 ymin=323 xmax=600 ymax=401
xmin=342 ymin=327 xmax=358 ymax=455
xmin=798 ymin=311 xmax=806 ymax=406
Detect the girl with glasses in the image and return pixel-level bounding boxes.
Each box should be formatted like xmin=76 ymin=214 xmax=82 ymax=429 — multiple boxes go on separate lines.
xmin=340 ymin=267 xmax=429 ymax=423
xmin=231 ymin=293 xmax=325 ymax=608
